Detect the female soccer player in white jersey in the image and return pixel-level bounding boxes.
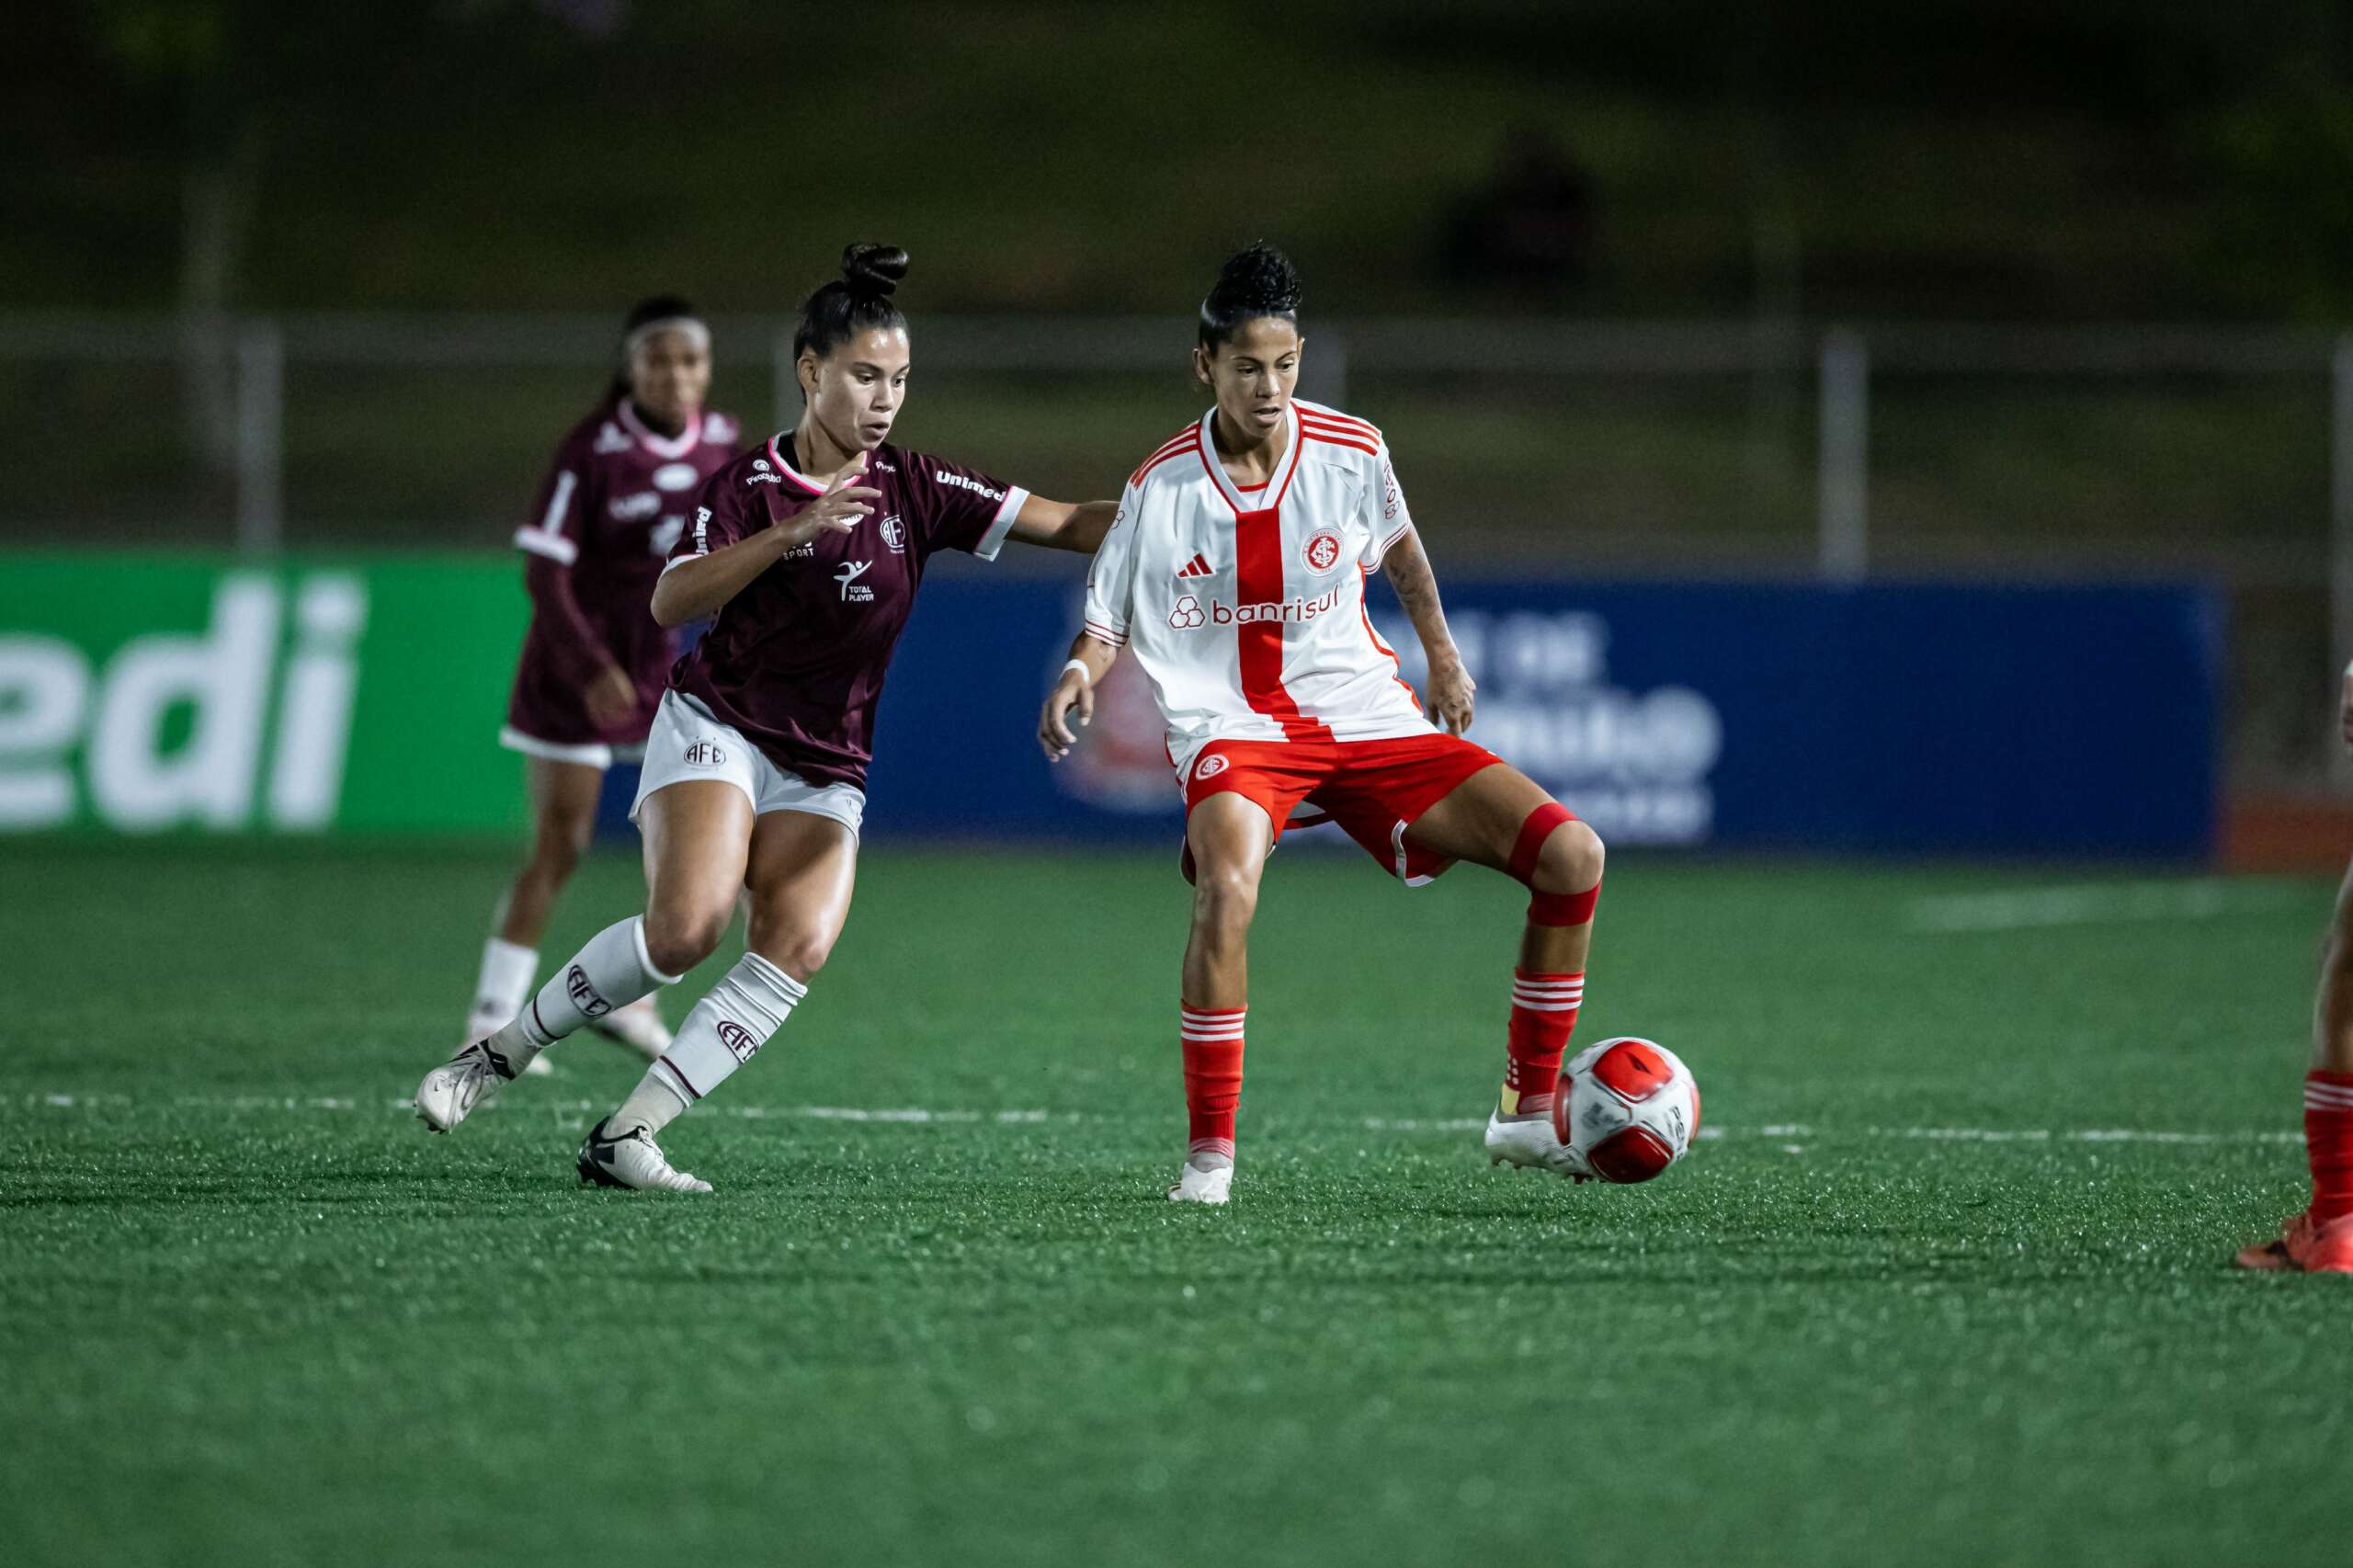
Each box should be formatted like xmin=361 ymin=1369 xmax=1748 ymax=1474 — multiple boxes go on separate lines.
xmin=414 ymin=245 xmax=1119 ymax=1192
xmin=2234 ymin=660 xmax=2353 ymax=1274
xmin=467 ymin=296 xmax=743 ymax=1072
xmin=1039 ymin=244 xmax=1608 ymax=1203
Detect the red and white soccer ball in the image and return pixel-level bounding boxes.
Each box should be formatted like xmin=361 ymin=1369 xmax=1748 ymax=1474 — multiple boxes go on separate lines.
xmin=1551 ymin=1037 xmax=1700 ymax=1184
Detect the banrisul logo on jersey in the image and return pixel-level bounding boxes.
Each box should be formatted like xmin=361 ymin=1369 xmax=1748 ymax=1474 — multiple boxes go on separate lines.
xmin=0 ymin=557 xmax=533 ymax=836
xmin=1369 ymin=607 xmax=1722 ymax=846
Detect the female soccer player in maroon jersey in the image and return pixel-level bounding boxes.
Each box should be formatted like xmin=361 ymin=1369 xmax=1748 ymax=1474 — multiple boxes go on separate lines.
xmin=463 ymin=296 xmax=744 ymax=1071
xmin=2234 ymin=661 xmax=2353 ymax=1273
xmin=415 ymin=246 xmax=1119 ymax=1191
xmin=1038 ymin=244 xmax=1609 ymax=1202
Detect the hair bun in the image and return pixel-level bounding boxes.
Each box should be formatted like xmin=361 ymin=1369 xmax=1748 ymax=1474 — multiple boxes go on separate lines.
xmin=1211 ymin=243 xmax=1302 ymax=316
xmin=841 ymin=244 xmax=910 ymax=298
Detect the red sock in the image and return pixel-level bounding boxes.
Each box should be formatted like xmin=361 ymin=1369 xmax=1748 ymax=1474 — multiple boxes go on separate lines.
xmin=2307 ymin=1071 xmax=2353 ymax=1222
xmin=1181 ymin=1005 xmax=1246 ymax=1159
xmin=1505 ymin=970 xmax=1583 ymax=1114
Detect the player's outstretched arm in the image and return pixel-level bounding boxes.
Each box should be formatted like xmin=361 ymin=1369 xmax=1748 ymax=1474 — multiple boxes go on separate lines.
xmin=1006 ymin=496 xmax=1120 ymax=554
xmin=1039 ymin=633 xmax=1120 ymax=760
xmin=651 ymin=463 xmax=881 ymax=627
xmin=1381 ymin=525 xmax=1476 ymax=735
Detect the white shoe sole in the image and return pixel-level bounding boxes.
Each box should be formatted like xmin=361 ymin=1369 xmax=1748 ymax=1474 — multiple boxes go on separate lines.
xmin=1484 ymin=1110 xmax=1584 ymax=1177
xmin=1169 ymin=1166 xmax=1233 ymax=1204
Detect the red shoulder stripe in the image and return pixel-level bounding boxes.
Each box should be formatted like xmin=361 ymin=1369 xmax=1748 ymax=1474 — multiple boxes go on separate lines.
xmin=1301 ymin=429 xmax=1380 ymax=456
xmin=1299 ymin=407 xmax=1381 ymax=440
xmin=1142 ymin=424 xmax=1199 ymax=464
xmin=1131 ymin=437 xmax=1202 ymax=487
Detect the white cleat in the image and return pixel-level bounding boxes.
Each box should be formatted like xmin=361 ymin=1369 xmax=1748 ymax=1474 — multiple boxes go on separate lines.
xmin=576 ymin=1118 xmax=712 ymax=1194
xmin=1168 ymin=1162 xmax=1233 ymax=1205
xmin=585 ymin=994 xmax=672 ymax=1062
xmin=465 ymin=1007 xmax=552 ymax=1074
xmin=415 ymin=1040 xmax=525 ymax=1132
xmin=1485 ymin=1103 xmax=1591 ymax=1180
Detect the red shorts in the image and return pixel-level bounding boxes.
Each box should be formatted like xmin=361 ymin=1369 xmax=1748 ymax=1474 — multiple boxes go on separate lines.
xmin=1183 ymin=733 xmax=1504 ymax=884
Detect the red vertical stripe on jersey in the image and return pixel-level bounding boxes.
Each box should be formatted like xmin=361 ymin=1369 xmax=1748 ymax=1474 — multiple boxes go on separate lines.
xmin=1234 ymin=506 xmax=1334 ymax=742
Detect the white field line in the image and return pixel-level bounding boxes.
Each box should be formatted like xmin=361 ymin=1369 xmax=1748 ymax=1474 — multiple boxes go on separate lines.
xmin=1904 ymin=878 xmax=2304 ymax=934
xmin=13 ymin=1093 xmax=2303 ymax=1144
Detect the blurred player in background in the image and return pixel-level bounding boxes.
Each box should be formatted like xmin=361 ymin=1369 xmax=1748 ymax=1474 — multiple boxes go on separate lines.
xmin=2234 ymin=661 xmax=2353 ymax=1273
xmin=1039 ymin=244 xmax=1607 ymax=1204
xmin=466 ymin=296 xmax=743 ymax=1073
xmin=415 ymin=245 xmax=1119 ymax=1190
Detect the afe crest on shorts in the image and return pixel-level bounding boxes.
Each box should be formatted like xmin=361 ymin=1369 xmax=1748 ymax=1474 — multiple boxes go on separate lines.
xmin=1194 ymin=753 xmax=1230 ymax=781
xmin=684 ymin=739 xmax=726 ymax=767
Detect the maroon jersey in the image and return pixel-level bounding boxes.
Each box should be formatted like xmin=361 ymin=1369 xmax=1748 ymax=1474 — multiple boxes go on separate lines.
xmin=507 ymin=399 xmax=743 ymax=747
xmin=664 ymin=433 xmax=1030 ymax=788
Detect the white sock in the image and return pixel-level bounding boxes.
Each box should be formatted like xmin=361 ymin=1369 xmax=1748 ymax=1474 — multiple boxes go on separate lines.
xmin=487 ymin=916 xmax=679 ymax=1070
xmin=471 ymin=937 xmax=537 ymax=1022
xmin=615 ymin=952 xmax=806 ymax=1135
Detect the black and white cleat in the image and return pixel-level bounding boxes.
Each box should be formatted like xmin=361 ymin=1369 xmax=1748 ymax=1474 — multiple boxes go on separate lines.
xmin=576 ymin=1117 xmax=713 ymax=1194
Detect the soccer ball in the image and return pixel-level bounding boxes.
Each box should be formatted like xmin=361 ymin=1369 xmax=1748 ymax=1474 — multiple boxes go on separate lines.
xmin=1551 ymin=1037 xmax=1699 ymax=1183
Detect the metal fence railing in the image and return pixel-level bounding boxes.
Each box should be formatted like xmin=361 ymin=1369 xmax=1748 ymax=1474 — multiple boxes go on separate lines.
xmin=6 ymin=312 xmax=2349 ymax=783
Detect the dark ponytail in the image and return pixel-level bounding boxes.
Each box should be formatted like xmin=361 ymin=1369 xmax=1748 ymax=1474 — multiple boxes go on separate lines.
xmin=608 ymin=292 xmax=701 ymax=402
xmin=1199 ymin=243 xmax=1302 ymax=350
xmin=793 ymin=244 xmax=910 ymax=363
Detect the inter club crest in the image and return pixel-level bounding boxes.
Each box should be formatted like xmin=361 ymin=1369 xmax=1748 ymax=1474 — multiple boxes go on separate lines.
xmin=1302 ymin=530 xmax=1343 ymax=574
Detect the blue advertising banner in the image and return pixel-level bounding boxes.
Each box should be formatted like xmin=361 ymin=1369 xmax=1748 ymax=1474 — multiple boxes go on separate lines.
xmin=602 ymin=569 xmax=2221 ymax=859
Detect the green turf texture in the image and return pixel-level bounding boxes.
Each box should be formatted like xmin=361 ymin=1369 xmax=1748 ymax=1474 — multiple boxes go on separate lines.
xmin=4 ymin=845 xmax=2346 ymax=1566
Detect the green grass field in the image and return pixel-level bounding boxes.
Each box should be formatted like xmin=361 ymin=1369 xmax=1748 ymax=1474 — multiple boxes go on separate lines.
xmin=5 ymin=844 xmax=2347 ymax=1566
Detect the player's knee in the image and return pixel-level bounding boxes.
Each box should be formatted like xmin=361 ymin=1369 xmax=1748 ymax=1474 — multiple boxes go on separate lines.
xmin=642 ymin=901 xmax=729 ymax=976
xmin=1533 ymin=817 xmax=1604 ymax=893
xmin=753 ymin=920 xmax=836 ymax=980
xmin=1192 ymin=863 xmax=1260 ymax=934
xmin=529 ymin=831 xmax=584 ymax=881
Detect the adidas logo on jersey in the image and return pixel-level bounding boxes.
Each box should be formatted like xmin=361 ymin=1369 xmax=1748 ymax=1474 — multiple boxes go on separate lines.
xmin=1176 ymin=553 xmax=1215 ymax=579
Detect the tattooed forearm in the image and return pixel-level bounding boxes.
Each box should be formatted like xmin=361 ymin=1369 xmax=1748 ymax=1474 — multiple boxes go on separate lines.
xmin=1382 ymin=527 xmax=1459 ymax=666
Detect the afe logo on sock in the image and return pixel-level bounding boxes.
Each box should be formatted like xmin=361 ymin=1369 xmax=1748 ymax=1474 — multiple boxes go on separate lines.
xmin=716 ymin=1021 xmax=758 ymax=1062
xmin=566 ymin=964 xmax=611 ymax=1017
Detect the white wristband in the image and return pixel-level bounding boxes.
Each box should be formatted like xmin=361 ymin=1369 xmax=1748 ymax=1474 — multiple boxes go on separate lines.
xmin=1060 ymin=658 xmax=1092 ymax=687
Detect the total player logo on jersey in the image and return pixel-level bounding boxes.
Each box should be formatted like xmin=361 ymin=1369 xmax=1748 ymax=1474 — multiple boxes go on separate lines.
xmin=1302 ymin=530 xmax=1344 ymax=574
xmin=835 ymin=561 xmax=876 ymax=602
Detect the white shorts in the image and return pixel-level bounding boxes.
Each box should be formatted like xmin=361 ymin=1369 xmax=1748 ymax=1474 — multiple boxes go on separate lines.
xmin=498 ymin=726 xmax=644 ymax=769
xmin=629 ymin=690 xmax=866 ymax=836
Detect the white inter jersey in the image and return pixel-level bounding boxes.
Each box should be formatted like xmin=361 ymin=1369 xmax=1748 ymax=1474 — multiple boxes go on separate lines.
xmin=1083 ymin=400 xmax=1434 ymax=778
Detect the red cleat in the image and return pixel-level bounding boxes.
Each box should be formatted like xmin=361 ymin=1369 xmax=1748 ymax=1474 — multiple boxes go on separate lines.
xmin=2234 ymin=1210 xmax=2353 ymax=1274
